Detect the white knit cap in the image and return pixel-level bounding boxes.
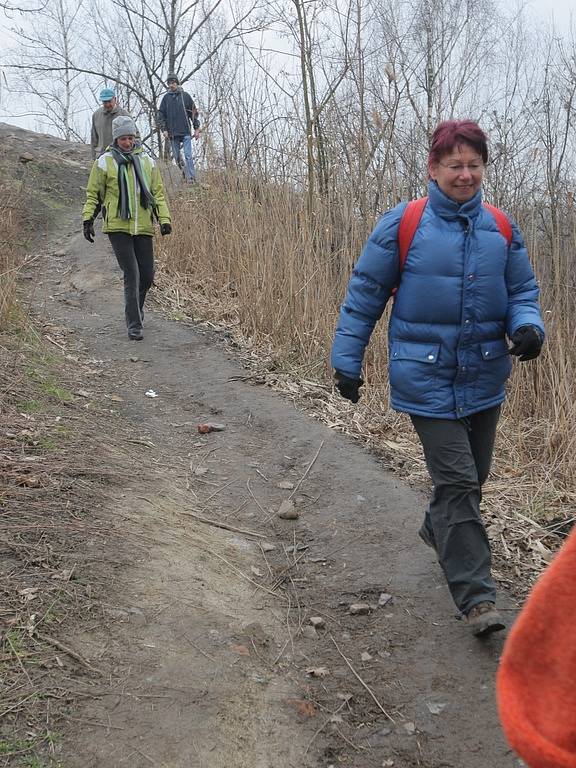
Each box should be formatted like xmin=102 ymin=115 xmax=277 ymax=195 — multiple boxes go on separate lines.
xmin=112 ymin=115 xmax=137 ymax=140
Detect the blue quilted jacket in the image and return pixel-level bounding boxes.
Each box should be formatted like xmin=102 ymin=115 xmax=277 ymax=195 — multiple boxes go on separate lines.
xmin=331 ymin=181 xmax=544 ymax=419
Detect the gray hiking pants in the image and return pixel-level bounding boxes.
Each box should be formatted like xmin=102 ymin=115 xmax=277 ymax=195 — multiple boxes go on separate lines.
xmin=108 ymin=233 xmax=154 ymax=335
xmin=410 ymin=406 xmax=500 ymax=615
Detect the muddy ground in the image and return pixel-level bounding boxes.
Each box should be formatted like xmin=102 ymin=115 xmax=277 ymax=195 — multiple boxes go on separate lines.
xmin=1 ymin=123 xmax=522 ymax=768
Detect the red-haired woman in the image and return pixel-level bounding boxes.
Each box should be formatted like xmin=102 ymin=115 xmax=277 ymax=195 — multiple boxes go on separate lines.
xmin=331 ymin=120 xmax=545 ymax=637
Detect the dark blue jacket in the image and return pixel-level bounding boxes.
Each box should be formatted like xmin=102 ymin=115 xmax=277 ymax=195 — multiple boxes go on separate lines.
xmin=158 ymin=88 xmax=199 ymax=137
xmin=331 ymin=181 xmax=544 ymax=419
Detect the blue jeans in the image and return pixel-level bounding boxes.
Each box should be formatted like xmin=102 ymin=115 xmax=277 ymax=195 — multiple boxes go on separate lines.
xmin=170 ymin=134 xmax=195 ymax=181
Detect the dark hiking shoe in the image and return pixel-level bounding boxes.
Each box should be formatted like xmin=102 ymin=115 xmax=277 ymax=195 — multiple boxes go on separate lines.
xmin=418 ymin=524 xmax=436 ymax=551
xmin=465 ymin=602 xmax=505 ymax=637
xmin=128 ymin=330 xmax=144 ymax=341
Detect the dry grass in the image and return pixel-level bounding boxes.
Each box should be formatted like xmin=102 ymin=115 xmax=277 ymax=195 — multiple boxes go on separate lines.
xmin=0 ymin=183 xmax=24 ymax=330
xmin=0 ymin=323 xmax=139 ymax=764
xmin=155 ymin=170 xmax=575 ymax=589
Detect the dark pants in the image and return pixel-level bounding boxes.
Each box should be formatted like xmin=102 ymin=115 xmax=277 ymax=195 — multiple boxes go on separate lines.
xmin=410 ymin=406 xmax=501 ymax=615
xmin=108 ymin=233 xmax=154 ymax=335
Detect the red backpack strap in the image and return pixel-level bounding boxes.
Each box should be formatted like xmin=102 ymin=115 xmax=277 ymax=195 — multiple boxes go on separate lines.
xmin=483 ymin=202 xmax=512 ymax=246
xmin=398 ymin=196 xmax=428 ymax=273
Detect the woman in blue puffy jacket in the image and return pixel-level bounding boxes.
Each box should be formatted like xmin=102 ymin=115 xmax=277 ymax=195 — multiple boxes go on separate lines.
xmin=331 ymin=120 xmax=545 ymax=637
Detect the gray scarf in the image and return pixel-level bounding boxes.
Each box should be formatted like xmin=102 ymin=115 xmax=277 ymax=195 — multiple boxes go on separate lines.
xmin=110 ymin=147 xmax=156 ymax=220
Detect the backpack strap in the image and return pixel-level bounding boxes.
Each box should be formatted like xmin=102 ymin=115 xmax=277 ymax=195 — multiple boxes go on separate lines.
xmin=398 ymin=196 xmax=428 ymax=272
xmin=393 ymin=197 xmax=512 ymax=296
xmin=483 ymin=202 xmax=513 ymax=246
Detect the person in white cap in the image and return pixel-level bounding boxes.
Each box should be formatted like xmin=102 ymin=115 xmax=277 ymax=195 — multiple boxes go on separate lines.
xmin=82 ymin=115 xmax=172 ymax=341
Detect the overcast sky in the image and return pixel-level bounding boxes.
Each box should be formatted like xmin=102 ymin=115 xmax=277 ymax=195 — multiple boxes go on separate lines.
xmin=0 ymin=0 xmax=574 ymax=134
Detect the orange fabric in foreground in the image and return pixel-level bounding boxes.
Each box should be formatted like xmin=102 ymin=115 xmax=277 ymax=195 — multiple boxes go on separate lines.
xmin=497 ymin=527 xmax=576 ymax=768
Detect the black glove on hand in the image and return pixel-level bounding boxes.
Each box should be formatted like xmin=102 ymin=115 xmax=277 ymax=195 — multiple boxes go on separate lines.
xmin=334 ymin=372 xmax=364 ymax=403
xmin=83 ymin=220 xmax=95 ymax=243
xmin=160 ymin=223 xmax=172 ymax=236
xmin=509 ymin=325 xmax=544 ymax=361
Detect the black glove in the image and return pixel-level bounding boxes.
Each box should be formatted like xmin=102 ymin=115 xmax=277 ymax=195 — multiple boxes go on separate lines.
xmin=509 ymin=325 xmax=544 ymax=361
xmin=160 ymin=223 xmax=172 ymax=236
xmin=334 ymin=372 xmax=364 ymax=403
xmin=83 ymin=219 xmax=95 ymax=243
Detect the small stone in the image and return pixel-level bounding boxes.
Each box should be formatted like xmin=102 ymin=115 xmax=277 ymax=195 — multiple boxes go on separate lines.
xmin=309 ymin=616 xmax=325 ymax=629
xmin=367 ymin=724 xmax=393 ymax=746
xmin=378 ymin=593 xmax=393 ymax=607
xmin=403 ymin=722 xmax=416 ymax=735
xmin=19 ymin=153 xmax=34 ymax=163
xmin=382 ymin=760 xmax=395 ymax=767
xmin=53 ymin=249 xmax=66 ymax=258
xmin=103 ymin=607 xmax=129 ymax=620
xmin=349 ymin=603 xmax=371 ymax=615
xmin=426 ymin=702 xmax=446 ymax=715
xmin=336 ymin=692 xmax=353 ymax=703
xmin=261 ymin=543 xmax=276 ymax=552
xmin=277 ymin=480 xmax=295 ymax=489
xmin=361 ymin=651 xmax=373 ymax=662
xmin=301 ymin=625 xmax=317 ymax=639
xmin=277 ymin=499 xmax=299 ymax=520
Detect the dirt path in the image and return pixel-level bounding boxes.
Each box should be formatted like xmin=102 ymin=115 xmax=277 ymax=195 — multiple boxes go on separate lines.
xmin=24 ymin=174 xmax=521 ymax=767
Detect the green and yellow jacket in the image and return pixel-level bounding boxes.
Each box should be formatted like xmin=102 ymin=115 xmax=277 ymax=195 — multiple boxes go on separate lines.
xmin=82 ymin=146 xmax=171 ymax=236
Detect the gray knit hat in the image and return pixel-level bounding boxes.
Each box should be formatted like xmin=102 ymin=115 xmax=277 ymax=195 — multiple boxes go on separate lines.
xmin=166 ymin=72 xmax=179 ymax=84
xmin=112 ymin=115 xmax=137 ymax=141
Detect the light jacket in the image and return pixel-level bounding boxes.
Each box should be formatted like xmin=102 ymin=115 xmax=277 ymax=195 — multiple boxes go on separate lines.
xmin=90 ymin=105 xmax=131 ymax=159
xmin=82 ymin=146 xmax=171 ymax=236
xmin=331 ymin=180 xmax=545 ymax=419
xmin=158 ymin=88 xmax=200 ymax=137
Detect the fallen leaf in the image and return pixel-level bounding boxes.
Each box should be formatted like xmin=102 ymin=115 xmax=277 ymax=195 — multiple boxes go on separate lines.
xmin=306 ymin=666 xmax=330 ymax=678
xmin=277 ymin=480 xmax=295 ymax=490
xmin=108 ymin=394 xmax=123 ymax=402
xmin=288 ymin=699 xmax=317 ymax=719
xmin=230 ymin=644 xmax=250 ymax=656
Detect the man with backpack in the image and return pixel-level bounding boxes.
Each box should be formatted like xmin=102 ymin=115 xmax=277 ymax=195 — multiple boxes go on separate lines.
xmin=158 ymin=73 xmax=200 ymax=183
xmin=331 ymin=119 xmax=545 ymax=638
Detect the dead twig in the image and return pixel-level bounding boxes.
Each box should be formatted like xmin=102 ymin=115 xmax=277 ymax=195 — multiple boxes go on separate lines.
xmin=330 ymin=635 xmax=395 ymax=723
xmin=36 ymin=632 xmax=103 ymax=676
xmin=246 ymin=476 xmax=268 ymax=519
xmin=289 ymin=440 xmax=324 ymax=499
xmin=179 ymin=509 xmax=266 ymax=538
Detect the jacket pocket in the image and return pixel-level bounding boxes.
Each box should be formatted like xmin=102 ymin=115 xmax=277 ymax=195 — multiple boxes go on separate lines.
xmin=390 ymin=340 xmax=441 ymax=364
xmin=389 ymin=341 xmax=441 ymax=409
xmin=479 ymin=339 xmax=510 ymax=361
xmin=476 ymin=339 xmax=512 ymax=399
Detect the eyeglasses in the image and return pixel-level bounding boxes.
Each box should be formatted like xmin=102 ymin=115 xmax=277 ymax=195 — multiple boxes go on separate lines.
xmin=438 ymin=161 xmax=485 ymax=173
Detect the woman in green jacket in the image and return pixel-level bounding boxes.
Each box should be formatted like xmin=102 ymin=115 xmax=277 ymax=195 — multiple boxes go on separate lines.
xmin=82 ymin=115 xmax=172 ymax=341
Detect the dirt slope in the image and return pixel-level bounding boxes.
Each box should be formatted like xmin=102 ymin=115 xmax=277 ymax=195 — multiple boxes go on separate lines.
xmin=2 ymin=122 xmax=521 ymax=768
